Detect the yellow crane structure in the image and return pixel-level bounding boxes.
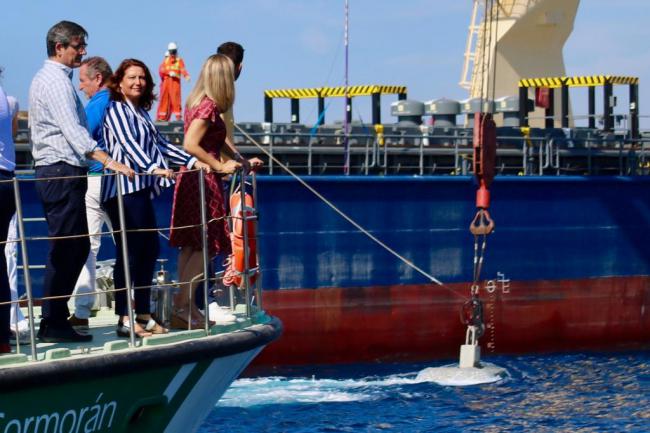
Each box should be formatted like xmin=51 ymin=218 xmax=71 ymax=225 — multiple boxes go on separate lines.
xmin=459 ymin=0 xmax=580 ymax=126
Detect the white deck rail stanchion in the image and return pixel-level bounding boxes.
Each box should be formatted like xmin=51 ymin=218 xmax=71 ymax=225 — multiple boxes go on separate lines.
xmin=12 ymin=177 xmax=38 ymax=360
xmin=198 ymin=169 xmax=211 ymax=334
xmin=115 ymin=175 xmax=136 ymax=347
xmin=239 ymin=171 xmax=252 ymax=318
xmin=251 ymin=172 xmax=262 ymax=311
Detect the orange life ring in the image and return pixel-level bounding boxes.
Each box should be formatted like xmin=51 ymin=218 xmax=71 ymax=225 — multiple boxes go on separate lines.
xmin=223 ymin=190 xmax=258 ymax=288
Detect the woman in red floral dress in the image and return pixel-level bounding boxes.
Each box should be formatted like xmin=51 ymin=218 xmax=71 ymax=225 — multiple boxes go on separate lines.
xmin=169 ymin=54 xmax=260 ymax=328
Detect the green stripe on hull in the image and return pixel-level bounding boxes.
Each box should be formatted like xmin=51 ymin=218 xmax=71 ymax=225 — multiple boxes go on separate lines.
xmin=0 ymin=360 xmax=211 ymax=433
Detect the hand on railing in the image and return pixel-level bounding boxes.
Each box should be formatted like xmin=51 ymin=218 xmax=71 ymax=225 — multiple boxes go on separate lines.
xmin=212 ymin=159 xmax=242 ymax=175
xmin=107 ymin=160 xmax=136 ymax=180
xmin=237 ymin=157 xmax=264 ymax=175
xmin=153 ymin=167 xmax=176 ymax=179
xmin=194 ymin=160 xmax=212 ymax=174
xmin=246 ymin=157 xmax=264 ymax=173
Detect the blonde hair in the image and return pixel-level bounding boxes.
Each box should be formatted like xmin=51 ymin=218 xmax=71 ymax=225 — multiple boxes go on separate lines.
xmin=186 ymin=54 xmax=235 ymax=113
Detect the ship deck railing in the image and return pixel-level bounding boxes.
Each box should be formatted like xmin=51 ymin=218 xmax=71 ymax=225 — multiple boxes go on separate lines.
xmin=13 ymin=123 xmax=650 ymax=176
xmin=0 ymin=169 xmax=263 ymax=366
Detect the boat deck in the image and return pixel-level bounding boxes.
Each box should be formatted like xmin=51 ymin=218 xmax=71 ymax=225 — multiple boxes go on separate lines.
xmin=0 ymin=305 xmax=270 ymax=367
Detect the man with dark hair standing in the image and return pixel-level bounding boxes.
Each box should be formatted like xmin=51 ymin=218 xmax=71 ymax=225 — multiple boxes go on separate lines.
xmin=216 ymin=42 xmax=244 ymax=149
xmin=29 ymin=21 xmax=133 ymax=342
xmin=216 ymin=42 xmax=262 ymax=171
xmin=68 ymin=56 xmax=114 ymax=331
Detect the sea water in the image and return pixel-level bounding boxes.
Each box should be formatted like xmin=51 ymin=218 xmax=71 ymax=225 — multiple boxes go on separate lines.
xmin=199 ymin=352 xmax=650 ymax=432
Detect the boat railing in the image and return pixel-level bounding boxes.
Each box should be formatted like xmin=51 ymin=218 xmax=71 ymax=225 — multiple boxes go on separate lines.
xmin=0 ymin=167 xmax=261 ymax=360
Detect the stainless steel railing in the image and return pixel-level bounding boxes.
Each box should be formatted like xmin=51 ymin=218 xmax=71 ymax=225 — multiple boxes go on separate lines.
xmin=0 ymin=167 xmax=261 ymax=360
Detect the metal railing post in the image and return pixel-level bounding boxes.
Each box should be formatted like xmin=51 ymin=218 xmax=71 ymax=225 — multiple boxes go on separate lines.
xmin=539 ymin=141 xmax=545 ymax=176
xmin=587 ymin=139 xmax=593 ymax=175
xmin=239 ymin=172 xmax=252 ymax=318
xmin=521 ymin=141 xmax=527 ymax=175
xmin=198 ymin=169 xmax=210 ymax=334
xmin=269 ymin=135 xmax=274 ymax=175
xmin=251 ymin=172 xmax=262 ymax=311
xmin=419 ymin=135 xmax=424 ymax=176
xmin=454 ymin=136 xmax=460 ymax=174
xmin=116 ymin=175 xmax=136 ymax=347
xmin=12 ymin=178 xmax=37 ymax=360
xmin=308 ymin=133 xmax=313 ymax=176
xmin=364 ymin=138 xmax=371 ymax=175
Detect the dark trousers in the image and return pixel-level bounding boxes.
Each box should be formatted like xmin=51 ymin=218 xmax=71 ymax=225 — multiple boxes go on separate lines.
xmin=35 ymin=163 xmax=89 ymax=325
xmin=0 ymin=170 xmax=16 ymax=343
xmin=104 ymin=188 xmax=159 ymax=317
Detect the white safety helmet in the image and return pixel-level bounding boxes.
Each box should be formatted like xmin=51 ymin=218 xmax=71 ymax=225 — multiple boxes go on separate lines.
xmin=167 ymin=42 xmax=178 ymax=51
xmin=164 ymin=50 xmax=170 ymax=57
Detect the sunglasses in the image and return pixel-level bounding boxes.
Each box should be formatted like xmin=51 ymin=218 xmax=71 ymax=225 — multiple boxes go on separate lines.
xmin=67 ymin=42 xmax=88 ymax=51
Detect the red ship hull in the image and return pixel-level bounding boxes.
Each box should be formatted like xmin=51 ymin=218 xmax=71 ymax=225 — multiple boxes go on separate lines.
xmin=254 ymin=276 xmax=650 ymax=368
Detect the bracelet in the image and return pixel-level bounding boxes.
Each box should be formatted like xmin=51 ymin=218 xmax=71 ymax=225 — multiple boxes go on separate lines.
xmin=105 ymin=160 xmax=115 ymax=170
xmin=103 ymin=156 xmax=113 ymax=168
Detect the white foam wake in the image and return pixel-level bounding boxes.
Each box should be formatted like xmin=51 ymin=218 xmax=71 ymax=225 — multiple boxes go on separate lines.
xmin=218 ymin=364 xmax=508 ymax=407
xmin=218 ymin=374 xmax=420 ymax=407
xmin=415 ymin=362 xmax=509 ymax=386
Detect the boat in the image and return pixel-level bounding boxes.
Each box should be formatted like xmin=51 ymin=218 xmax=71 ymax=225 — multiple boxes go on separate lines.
xmin=0 ymin=312 xmax=281 ymax=432
xmin=8 ymin=0 xmax=650 ymax=372
xmin=0 ymin=172 xmax=282 ymax=432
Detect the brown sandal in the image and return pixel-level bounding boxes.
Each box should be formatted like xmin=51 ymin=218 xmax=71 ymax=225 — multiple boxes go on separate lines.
xmin=170 ymin=309 xmax=215 ymax=330
xmin=116 ymin=319 xmax=153 ymax=338
xmin=136 ymin=318 xmax=168 ymax=335
xmin=170 ymin=312 xmax=205 ymax=330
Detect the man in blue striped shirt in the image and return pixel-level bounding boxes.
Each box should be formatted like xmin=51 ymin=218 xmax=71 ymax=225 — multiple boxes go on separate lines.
xmin=29 ymin=21 xmax=133 ymax=343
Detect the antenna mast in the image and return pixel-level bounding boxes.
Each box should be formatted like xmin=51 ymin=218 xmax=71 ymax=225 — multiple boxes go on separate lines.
xmin=343 ymin=0 xmax=350 ymax=175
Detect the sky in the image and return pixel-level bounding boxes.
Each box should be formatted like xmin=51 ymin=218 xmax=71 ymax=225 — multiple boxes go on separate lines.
xmin=1 ymin=0 xmax=649 ymax=128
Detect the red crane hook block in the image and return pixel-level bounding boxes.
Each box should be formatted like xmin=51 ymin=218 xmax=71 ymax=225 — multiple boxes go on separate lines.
xmin=472 ymin=112 xmax=497 ymax=209
xmin=470 ymin=112 xmax=497 ymax=235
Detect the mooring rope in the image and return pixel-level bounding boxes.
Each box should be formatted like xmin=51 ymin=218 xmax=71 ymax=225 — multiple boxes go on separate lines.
xmin=234 ymin=123 xmax=445 ymax=286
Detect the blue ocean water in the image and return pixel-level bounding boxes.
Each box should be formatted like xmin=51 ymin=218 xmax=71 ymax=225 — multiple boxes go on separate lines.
xmin=199 ymin=352 xmax=650 ymax=432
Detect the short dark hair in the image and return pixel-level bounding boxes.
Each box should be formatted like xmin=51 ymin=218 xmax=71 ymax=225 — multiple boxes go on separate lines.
xmin=46 ymin=21 xmax=88 ymax=57
xmin=217 ymin=42 xmax=244 ymax=66
xmin=81 ymin=56 xmax=113 ymax=86
xmin=108 ymin=59 xmax=156 ymax=111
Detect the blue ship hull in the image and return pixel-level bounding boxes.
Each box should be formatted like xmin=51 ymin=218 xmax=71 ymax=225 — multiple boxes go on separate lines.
xmin=15 ymin=175 xmax=650 ymax=366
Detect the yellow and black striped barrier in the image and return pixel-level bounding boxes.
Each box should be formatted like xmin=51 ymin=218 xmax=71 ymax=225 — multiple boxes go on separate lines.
xmin=517 ymin=74 xmax=639 ymax=136
xmin=264 ymin=85 xmax=407 ymax=125
xmin=518 ymin=75 xmax=639 ymax=88
xmin=264 ymin=85 xmax=407 ymax=99
xmin=518 ymin=77 xmax=564 ymax=88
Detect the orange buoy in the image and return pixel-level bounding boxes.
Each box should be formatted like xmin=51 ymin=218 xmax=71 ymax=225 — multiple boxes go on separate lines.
xmin=223 ymin=190 xmax=258 ymax=288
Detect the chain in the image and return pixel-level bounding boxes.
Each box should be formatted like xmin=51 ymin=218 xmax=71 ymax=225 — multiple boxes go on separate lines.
xmin=486 ymin=288 xmax=497 ymax=353
xmin=463 ymin=224 xmax=489 ymax=340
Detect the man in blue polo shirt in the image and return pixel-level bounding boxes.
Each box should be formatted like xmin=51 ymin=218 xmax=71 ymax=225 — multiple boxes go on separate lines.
xmin=69 ymin=56 xmax=113 ymax=331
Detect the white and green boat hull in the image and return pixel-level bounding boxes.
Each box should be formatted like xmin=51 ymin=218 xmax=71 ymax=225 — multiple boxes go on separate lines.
xmin=0 ymin=318 xmax=282 ymax=433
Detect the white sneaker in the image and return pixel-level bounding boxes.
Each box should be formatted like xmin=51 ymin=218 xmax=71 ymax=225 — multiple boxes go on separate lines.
xmin=10 ymin=327 xmax=31 ymax=345
xmin=205 ymin=302 xmax=236 ymax=324
xmin=10 ymin=318 xmax=29 ymax=333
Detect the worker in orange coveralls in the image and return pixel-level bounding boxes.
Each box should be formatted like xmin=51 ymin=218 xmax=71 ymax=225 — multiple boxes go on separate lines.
xmin=157 ymin=42 xmax=190 ymax=121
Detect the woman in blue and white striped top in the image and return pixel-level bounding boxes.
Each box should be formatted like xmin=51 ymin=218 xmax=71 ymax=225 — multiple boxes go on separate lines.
xmin=101 ymin=58 xmax=206 ymax=338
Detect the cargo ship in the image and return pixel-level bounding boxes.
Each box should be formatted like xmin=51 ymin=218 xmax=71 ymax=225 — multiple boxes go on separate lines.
xmin=9 ymin=0 xmax=650 ymax=371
